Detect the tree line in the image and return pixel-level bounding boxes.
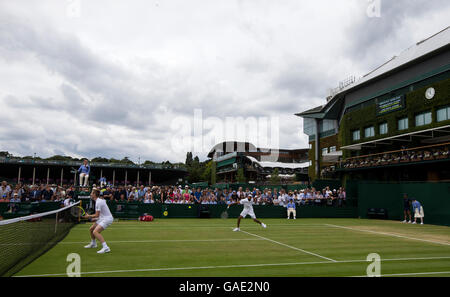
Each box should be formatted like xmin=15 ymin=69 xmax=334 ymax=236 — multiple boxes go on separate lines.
xmin=1 ymin=151 xmax=286 ymax=185
xmin=0 ymin=151 xmax=183 ymax=168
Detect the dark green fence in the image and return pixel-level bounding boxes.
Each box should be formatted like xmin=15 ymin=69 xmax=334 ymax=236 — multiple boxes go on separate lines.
xmin=77 ymin=199 xmax=357 ymax=219
xmin=312 ymin=179 xmax=341 ymax=191
xmin=355 ymin=181 xmax=450 ymax=226
xmin=0 ymin=202 xmax=61 ymax=219
xmin=3 ymin=181 xmax=448 ymax=226
xmin=0 ymin=201 xmax=356 ymax=220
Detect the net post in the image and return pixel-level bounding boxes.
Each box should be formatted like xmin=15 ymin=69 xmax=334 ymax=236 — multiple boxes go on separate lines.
xmin=55 ymin=212 xmax=58 ymax=234
xmin=78 ymin=200 xmax=82 ymax=222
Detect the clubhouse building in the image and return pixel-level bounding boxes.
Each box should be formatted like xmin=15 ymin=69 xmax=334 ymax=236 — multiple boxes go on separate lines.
xmin=208 ymin=141 xmax=309 ymax=183
xmin=296 ymin=27 xmax=450 ymax=182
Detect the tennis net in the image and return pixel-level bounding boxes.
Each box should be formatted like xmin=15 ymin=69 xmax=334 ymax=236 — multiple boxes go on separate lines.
xmin=0 ymin=201 xmax=80 ymax=276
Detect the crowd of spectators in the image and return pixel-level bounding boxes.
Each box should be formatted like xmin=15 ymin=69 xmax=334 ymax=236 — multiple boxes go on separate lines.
xmin=0 ymin=180 xmax=77 ymax=215
xmin=94 ymin=185 xmax=346 ymax=207
xmin=321 ymin=145 xmax=450 ymax=176
xmin=0 ymin=180 xmax=346 ymax=208
xmin=0 ymin=180 xmax=74 ymax=203
xmin=342 ymin=146 xmax=450 ymax=169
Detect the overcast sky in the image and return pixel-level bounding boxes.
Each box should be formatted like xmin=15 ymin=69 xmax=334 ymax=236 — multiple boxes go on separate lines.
xmin=0 ymin=0 xmax=449 ymax=163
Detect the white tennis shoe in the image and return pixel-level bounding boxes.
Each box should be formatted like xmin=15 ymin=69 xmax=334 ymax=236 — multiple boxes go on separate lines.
xmin=97 ymin=246 xmax=111 ymax=254
xmin=84 ymin=243 xmax=97 ymax=248
xmin=232 ymin=227 xmax=240 ymax=232
xmin=262 ymin=223 xmax=267 ymax=228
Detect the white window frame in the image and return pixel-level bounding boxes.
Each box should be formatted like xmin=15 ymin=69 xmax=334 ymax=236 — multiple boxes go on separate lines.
xmin=379 ymin=122 xmax=388 ymax=135
xmin=415 ymin=111 xmax=432 ymax=127
xmin=364 ymin=126 xmax=375 ymax=138
xmin=437 ymin=106 xmax=450 ymax=122
xmin=398 ymin=117 xmax=409 ymax=131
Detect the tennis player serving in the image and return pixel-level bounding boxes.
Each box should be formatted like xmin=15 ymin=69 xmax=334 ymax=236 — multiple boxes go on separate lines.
xmin=83 ymin=189 xmax=113 ymax=254
xmin=228 ymin=194 xmax=266 ymax=232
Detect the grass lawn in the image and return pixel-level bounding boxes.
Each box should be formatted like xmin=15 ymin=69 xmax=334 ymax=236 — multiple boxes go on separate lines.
xmin=14 ymin=218 xmax=450 ymax=277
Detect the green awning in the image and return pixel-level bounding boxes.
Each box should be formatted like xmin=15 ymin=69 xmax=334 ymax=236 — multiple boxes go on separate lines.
xmin=216 ymin=157 xmax=236 ymax=168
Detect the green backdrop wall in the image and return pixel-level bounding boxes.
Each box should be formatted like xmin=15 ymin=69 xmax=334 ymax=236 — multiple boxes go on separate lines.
xmin=98 ymin=202 xmax=357 ymax=219
xmin=3 ymin=180 xmax=449 ymax=226
xmin=0 ymin=202 xmax=60 ymax=219
xmin=0 ymin=201 xmax=357 ymax=220
xmin=355 ymin=181 xmax=450 ymax=226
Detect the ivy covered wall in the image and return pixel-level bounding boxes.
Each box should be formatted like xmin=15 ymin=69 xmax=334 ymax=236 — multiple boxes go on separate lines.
xmin=339 ymin=76 xmax=450 ymax=158
xmin=308 ymin=134 xmax=339 ymax=181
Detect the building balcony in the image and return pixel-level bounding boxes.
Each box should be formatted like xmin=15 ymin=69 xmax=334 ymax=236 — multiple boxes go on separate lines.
xmin=332 ymin=142 xmax=450 ymax=172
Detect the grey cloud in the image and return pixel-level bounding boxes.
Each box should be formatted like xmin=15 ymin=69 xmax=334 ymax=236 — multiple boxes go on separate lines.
xmin=345 ymin=0 xmax=450 ymax=68
xmin=28 ymin=96 xmax=64 ymax=111
xmin=238 ymin=56 xmax=270 ymax=73
xmin=59 ymin=83 xmax=90 ymax=118
xmin=0 ymin=1 xmax=447 ymax=163
xmin=0 ymin=13 xmax=161 ymax=131
xmin=7 ymin=93 xmax=76 ymax=112
xmin=273 ymin=61 xmax=335 ymax=99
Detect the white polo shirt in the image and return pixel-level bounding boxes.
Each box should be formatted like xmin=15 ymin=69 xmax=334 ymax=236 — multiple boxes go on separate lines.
xmin=95 ymin=198 xmax=114 ymax=221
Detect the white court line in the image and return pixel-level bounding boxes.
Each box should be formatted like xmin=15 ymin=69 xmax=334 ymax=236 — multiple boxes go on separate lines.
xmin=326 ymin=224 xmax=450 ymax=246
xmin=70 ymin=225 xmax=333 ymax=231
xmin=16 ymin=256 xmax=450 ymax=277
xmin=110 ymin=223 xmax=330 ymax=227
xmin=240 ymin=230 xmax=337 ymax=262
xmin=60 ymin=238 xmax=262 ymax=244
xmin=1 ymin=228 xmax=389 ymax=247
xmin=88 ymin=224 xmax=331 ymax=228
xmin=351 ymin=271 xmax=450 ymax=277
xmin=0 ymin=238 xmax=263 ymax=246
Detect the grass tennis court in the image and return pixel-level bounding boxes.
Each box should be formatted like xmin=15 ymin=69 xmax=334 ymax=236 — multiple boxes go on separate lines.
xmin=15 ymin=218 xmax=450 ymax=277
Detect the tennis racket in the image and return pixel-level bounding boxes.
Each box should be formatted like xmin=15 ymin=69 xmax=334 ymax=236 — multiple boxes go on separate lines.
xmin=70 ymin=205 xmax=86 ymax=218
xmin=221 ymin=207 xmax=229 ymax=219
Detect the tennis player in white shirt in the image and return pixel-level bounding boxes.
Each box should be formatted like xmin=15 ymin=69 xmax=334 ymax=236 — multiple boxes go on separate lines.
xmin=83 ymin=189 xmax=114 ymax=254
xmin=63 ymin=196 xmax=72 ymax=207
xmin=228 ymin=194 xmax=267 ymax=232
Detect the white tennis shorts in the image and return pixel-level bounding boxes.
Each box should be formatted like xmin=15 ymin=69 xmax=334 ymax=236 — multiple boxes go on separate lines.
xmin=240 ymin=208 xmax=256 ymax=219
xmin=97 ymin=217 xmax=113 ymax=229
xmin=414 ymin=207 xmax=424 ymax=218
